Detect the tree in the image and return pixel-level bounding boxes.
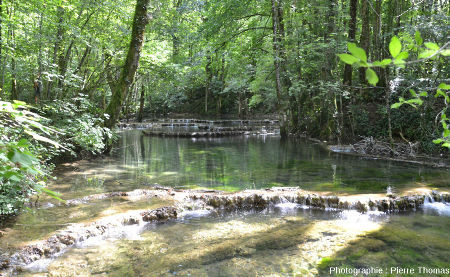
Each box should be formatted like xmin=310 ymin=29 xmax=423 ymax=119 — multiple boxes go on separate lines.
xmin=104 ymin=0 xmax=152 ymax=129
xmin=342 ymin=0 xmax=357 ymax=86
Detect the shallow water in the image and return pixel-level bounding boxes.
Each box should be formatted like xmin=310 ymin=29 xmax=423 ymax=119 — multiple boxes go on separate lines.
xmin=18 ymin=208 xmax=450 ymax=277
xmin=2 ymin=130 xmax=450 ymax=276
xmin=50 ymin=130 xmax=449 ymax=200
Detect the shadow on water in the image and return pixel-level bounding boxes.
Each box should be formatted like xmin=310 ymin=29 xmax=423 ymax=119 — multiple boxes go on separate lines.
xmin=24 ymin=208 xmax=382 ymax=276
xmin=8 ymin=130 xmax=450 ymax=276
xmin=12 ymin=204 xmax=450 ymax=277
xmin=317 ymin=212 xmax=450 ymax=277
xmin=0 ymin=197 xmax=170 ymax=251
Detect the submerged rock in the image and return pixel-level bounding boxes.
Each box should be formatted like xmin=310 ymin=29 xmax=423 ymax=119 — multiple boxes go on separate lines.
xmin=2 ymin=186 xmax=448 ymax=275
xmin=1 ymin=206 xmax=179 ymax=275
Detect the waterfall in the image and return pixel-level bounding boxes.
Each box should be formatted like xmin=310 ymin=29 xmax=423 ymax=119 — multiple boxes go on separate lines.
xmin=423 ymin=193 xmax=450 ymax=217
xmin=274 ymin=196 xmax=300 ymax=210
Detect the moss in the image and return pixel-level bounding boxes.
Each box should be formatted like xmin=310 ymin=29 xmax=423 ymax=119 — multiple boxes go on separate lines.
xmin=354 ymin=201 xmax=367 ymax=213
xmin=319 ymin=214 xmax=450 ymax=277
xmin=318 ymin=257 xmax=332 ymax=270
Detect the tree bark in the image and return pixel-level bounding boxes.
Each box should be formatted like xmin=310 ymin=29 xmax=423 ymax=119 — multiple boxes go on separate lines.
xmin=0 ymin=0 xmax=3 ymax=92
xmin=171 ymin=0 xmax=182 ymax=61
xmin=271 ymin=0 xmax=288 ymax=138
xmin=137 ymin=83 xmax=145 ymax=122
xmin=343 ymin=0 xmax=357 ymax=86
xmin=37 ymin=10 xmax=43 ymax=89
xmin=204 ymin=52 xmax=212 ymax=113
xmin=372 ymin=0 xmax=386 ymax=87
xmin=9 ymin=0 xmax=17 ymax=100
xmin=105 ymin=0 xmax=151 ymax=129
xmin=323 ymin=0 xmax=337 ymax=79
xmin=358 ymin=0 xmax=370 ymax=84
xmin=46 ymin=5 xmax=65 ymax=100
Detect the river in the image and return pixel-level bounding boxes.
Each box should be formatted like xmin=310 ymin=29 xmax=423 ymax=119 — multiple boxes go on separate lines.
xmin=1 ymin=129 xmax=449 ymax=276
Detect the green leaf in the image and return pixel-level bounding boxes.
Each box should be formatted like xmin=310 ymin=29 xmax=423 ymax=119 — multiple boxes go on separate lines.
xmin=442 ymin=142 xmax=450 ymax=148
xmin=418 ymin=50 xmax=436 ymax=59
xmin=9 ymin=150 xmax=37 ymax=168
xmin=415 ymin=31 xmax=423 ymax=45
xmin=24 ymin=130 xmax=62 ymax=148
xmin=441 ymin=49 xmax=450 ymax=56
xmin=444 ymin=129 xmax=450 ymax=138
xmin=391 ymin=102 xmax=402 ymax=109
xmin=393 ymin=59 xmax=406 ymax=68
xmin=337 ymin=54 xmax=359 ymax=65
xmin=438 ymin=83 xmax=450 ymax=90
xmin=389 ymin=36 xmax=401 ymax=58
xmin=435 ymin=89 xmax=450 ymax=102
xmin=406 ymin=98 xmax=423 ymax=106
xmin=424 ymin=42 xmax=439 ymax=50
xmin=419 ymin=91 xmax=428 ymax=97
xmin=40 ymin=187 xmax=64 ymax=202
xmin=347 ymin=43 xmax=367 ymax=62
xmin=409 ymin=89 xmax=417 ymax=97
xmin=433 ymin=139 xmax=443 ymax=144
xmin=395 ymin=51 xmax=409 ymax=60
xmin=373 ymin=59 xmax=391 ymax=67
xmin=365 ymin=68 xmax=379 ymax=86
xmin=17 ymin=139 xmax=29 ymax=148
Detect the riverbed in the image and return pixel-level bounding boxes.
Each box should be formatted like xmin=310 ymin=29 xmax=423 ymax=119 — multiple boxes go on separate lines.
xmin=1 ymin=129 xmax=449 ymax=276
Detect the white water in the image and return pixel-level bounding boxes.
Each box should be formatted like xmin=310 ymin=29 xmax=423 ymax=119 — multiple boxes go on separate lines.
xmin=423 ymin=195 xmax=450 ymax=217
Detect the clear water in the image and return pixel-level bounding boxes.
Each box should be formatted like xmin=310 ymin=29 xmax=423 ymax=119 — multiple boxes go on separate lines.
xmin=2 ymin=130 xmax=450 ymax=276
xmin=18 ymin=208 xmax=450 ymax=277
xmin=50 ymin=130 xmax=449 ymax=200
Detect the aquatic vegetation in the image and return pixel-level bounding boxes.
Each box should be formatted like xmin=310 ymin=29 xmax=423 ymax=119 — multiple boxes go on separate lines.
xmin=318 ymin=214 xmax=450 ymax=277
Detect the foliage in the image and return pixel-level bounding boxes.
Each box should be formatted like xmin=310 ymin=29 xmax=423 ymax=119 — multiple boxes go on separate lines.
xmin=0 ymin=100 xmax=61 ymax=217
xmin=39 ymin=95 xmax=114 ymax=156
xmin=338 ymin=35 xmax=450 ymax=148
xmin=0 ymin=0 xmax=448 ymax=156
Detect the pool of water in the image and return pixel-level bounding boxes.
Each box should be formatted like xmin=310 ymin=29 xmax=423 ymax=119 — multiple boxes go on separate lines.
xmin=50 ymin=130 xmax=449 ymax=200
xmin=2 ymin=130 xmax=450 ymax=276
xmin=18 ymin=208 xmax=450 ymax=277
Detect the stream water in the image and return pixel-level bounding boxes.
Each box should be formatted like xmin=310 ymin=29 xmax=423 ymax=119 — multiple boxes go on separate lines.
xmin=55 ymin=130 xmax=449 ymax=197
xmin=2 ymin=129 xmax=450 ymax=276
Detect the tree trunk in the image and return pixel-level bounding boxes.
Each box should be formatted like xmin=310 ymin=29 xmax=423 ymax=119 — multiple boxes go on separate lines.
xmin=0 ymin=0 xmax=3 ymax=92
xmin=373 ymin=0 xmax=386 ymax=87
xmin=137 ymin=83 xmax=145 ymax=122
xmin=343 ymin=0 xmax=357 ymax=86
xmin=358 ymin=0 xmax=370 ymax=84
xmin=271 ymin=0 xmax=288 ymax=138
xmin=105 ymin=0 xmax=151 ymax=129
xmin=323 ymin=0 xmax=337 ymax=79
xmin=171 ymin=0 xmax=182 ymax=61
xmin=204 ymin=52 xmax=212 ymax=114
xmin=37 ymin=10 xmax=43 ymax=93
xmin=46 ymin=6 xmax=65 ymax=100
xmin=9 ymin=0 xmax=17 ymax=100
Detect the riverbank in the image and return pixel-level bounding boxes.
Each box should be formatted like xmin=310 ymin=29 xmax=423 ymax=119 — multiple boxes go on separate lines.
xmin=303 ymin=135 xmax=450 ymax=168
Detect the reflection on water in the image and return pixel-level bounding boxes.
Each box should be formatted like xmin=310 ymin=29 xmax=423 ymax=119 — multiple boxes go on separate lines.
xmin=51 ymin=130 xmax=449 ymax=200
xmin=4 ymin=130 xmax=450 ymax=276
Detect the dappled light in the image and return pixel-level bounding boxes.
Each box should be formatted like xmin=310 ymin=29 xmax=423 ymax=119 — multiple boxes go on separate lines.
xmin=1 ymin=0 xmax=449 ymax=274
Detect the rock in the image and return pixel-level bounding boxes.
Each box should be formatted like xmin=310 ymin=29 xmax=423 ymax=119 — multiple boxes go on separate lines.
xmin=57 ymin=234 xmax=76 ymax=245
xmin=354 ymin=201 xmax=368 ymax=213
xmin=141 ymin=207 xmax=177 ymax=222
xmin=122 ymin=217 xmax=140 ymax=225
xmin=0 ymin=257 xmax=9 ymax=270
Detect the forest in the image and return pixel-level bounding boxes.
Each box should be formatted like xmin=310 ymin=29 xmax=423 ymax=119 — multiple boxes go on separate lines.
xmin=0 ymin=0 xmax=449 ymax=275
